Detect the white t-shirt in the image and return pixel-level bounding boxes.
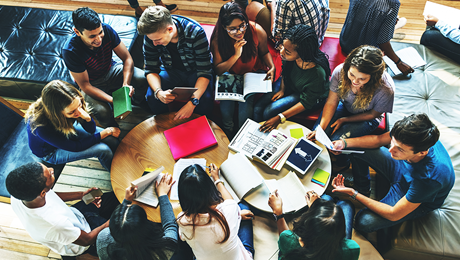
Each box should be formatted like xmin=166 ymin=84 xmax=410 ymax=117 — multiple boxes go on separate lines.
xmin=11 ymin=190 xmax=91 ymax=256
xmin=178 ymin=200 xmax=252 ymax=260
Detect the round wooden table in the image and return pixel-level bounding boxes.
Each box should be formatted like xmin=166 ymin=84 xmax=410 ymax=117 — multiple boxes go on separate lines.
xmin=230 ymin=121 xmax=332 ymax=212
xmin=111 ymin=112 xmax=229 ymax=222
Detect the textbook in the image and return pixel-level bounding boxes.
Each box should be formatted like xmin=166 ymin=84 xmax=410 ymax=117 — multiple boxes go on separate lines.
xmin=383 ymin=47 xmax=426 ymax=76
xmin=113 ymin=86 xmax=132 ymax=119
xmin=286 ymin=137 xmax=323 ymax=175
xmin=219 ymin=153 xmax=265 ymax=201
xmin=264 ymin=171 xmax=308 ymax=213
xmin=131 ymin=166 xmax=166 ymax=207
xmin=215 ymin=72 xmax=272 ymax=102
xmin=164 ymin=116 xmax=218 ymax=160
xmin=423 ymin=1 xmax=460 ymax=28
xmin=229 ymin=119 xmax=296 ymax=170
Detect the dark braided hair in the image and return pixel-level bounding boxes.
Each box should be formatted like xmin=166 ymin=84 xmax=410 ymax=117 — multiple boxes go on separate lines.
xmin=284 ymin=24 xmax=331 ymax=79
xmin=211 ymin=2 xmax=257 ymax=63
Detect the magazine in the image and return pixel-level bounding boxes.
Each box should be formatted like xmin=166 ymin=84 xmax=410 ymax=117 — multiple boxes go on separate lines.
xmin=215 ymin=73 xmax=272 ymax=102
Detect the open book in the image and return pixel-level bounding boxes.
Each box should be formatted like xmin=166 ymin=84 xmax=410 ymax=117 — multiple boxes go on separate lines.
xmin=219 ymin=153 xmax=265 ymax=201
xmin=215 ymin=73 xmax=272 ymax=102
xmin=314 ymin=125 xmax=364 ymax=154
xmin=265 ymin=171 xmax=308 ymax=214
xmin=383 ymin=47 xmax=426 ymax=76
xmin=229 ymin=119 xmax=296 ymax=170
xmin=131 ymin=166 xmax=166 ymax=207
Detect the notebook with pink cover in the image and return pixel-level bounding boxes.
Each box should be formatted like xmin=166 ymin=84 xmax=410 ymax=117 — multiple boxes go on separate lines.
xmin=163 ymin=116 xmax=218 ymax=160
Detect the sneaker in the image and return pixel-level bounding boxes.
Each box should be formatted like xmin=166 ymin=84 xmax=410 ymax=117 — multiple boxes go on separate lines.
xmin=165 ymin=4 xmax=178 ymax=13
xmin=395 ymin=17 xmax=407 ymax=30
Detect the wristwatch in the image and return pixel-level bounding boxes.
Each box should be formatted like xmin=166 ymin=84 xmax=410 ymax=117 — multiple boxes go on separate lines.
xmin=350 ymin=190 xmax=359 ymax=200
xmin=278 ymin=113 xmax=286 ymax=124
xmin=273 ymin=213 xmax=285 ymax=221
xmin=190 ymin=98 xmax=199 ymax=106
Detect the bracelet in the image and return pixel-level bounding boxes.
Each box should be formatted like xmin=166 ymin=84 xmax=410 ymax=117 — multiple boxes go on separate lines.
xmin=396 ymin=58 xmax=402 ymax=65
xmin=214 ymin=179 xmax=224 ymax=186
xmin=350 ymin=190 xmax=359 ymax=200
xmin=341 ymin=138 xmax=348 ymax=149
xmin=109 ymin=128 xmax=113 ymax=135
xmin=273 ymin=213 xmax=284 ymax=221
xmin=154 ymin=88 xmax=161 ymax=100
xmin=278 ymin=113 xmax=286 ymax=124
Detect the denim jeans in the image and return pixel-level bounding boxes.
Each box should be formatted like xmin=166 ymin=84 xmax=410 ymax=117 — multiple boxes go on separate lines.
xmin=72 ymin=192 xmax=120 ymax=256
xmin=254 ymin=78 xmax=326 ymax=122
xmin=145 ymin=67 xmax=214 ymax=117
xmin=220 ymin=96 xmax=255 ymax=135
xmin=42 ymin=124 xmax=119 ymax=172
xmin=83 ymin=63 xmax=149 ymax=128
xmin=321 ymin=194 xmax=355 ymax=240
xmin=127 ymin=0 xmax=160 ymax=8
xmin=421 ymin=27 xmax=460 ymax=65
xmin=351 ymin=147 xmax=431 ymax=233
xmin=238 ymin=201 xmax=255 ymax=257
xmin=314 ymin=102 xmax=380 ymax=141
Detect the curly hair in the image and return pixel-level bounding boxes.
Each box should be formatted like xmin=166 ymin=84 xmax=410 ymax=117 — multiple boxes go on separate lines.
xmin=338 ymin=45 xmax=386 ymax=111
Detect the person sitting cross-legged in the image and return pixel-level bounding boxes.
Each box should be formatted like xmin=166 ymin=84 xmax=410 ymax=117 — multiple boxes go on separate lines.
xmin=138 ymin=6 xmax=214 ymax=120
xmin=6 ymin=162 xmax=119 ymax=257
xmin=330 ymin=113 xmax=455 ymax=233
xmin=63 ymin=7 xmax=148 ymax=128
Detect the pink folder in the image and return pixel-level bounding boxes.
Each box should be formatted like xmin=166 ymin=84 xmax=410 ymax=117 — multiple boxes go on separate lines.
xmin=163 ymin=116 xmax=218 ymax=160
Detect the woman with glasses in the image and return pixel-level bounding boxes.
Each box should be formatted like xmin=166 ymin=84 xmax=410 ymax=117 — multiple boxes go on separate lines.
xmin=211 ymin=1 xmax=275 ymax=138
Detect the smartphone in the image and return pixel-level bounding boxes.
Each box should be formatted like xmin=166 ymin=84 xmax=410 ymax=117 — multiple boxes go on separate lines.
xmin=82 ymin=188 xmax=103 ymax=205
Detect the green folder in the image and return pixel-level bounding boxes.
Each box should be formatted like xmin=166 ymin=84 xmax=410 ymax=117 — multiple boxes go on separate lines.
xmin=113 ymin=86 xmax=132 ymax=119
xmin=312 ymin=168 xmax=330 ymax=185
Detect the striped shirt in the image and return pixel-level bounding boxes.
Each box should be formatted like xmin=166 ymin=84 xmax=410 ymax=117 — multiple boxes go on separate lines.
xmin=272 ymin=0 xmax=330 ymax=46
xmin=144 ymin=15 xmax=213 ymax=81
xmin=339 ymin=0 xmax=400 ymax=54
xmin=62 ymin=23 xmax=120 ymax=81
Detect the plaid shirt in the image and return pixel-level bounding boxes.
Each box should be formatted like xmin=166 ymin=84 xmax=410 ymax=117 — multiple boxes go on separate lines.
xmin=144 ymin=15 xmax=213 ymax=81
xmin=272 ymin=0 xmax=330 ymax=46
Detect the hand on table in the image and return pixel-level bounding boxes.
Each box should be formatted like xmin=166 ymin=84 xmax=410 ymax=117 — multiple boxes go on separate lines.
xmin=305 ymin=190 xmax=319 ymax=207
xmin=209 ymin=163 xmax=220 ymax=182
xmin=332 ymin=174 xmax=354 ymax=196
xmin=125 ymin=185 xmax=137 ymax=202
xmin=306 ymin=130 xmax=316 ymax=141
xmin=82 ymin=187 xmax=102 ymax=208
xmin=174 ymin=102 xmax=195 ymax=120
xmin=268 ymin=190 xmax=283 ymax=216
xmin=155 ymin=174 xmax=175 ymax=197
xmin=259 ymin=116 xmax=281 ymax=133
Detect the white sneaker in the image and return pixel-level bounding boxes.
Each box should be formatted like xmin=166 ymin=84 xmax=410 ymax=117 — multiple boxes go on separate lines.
xmin=395 ymin=17 xmax=407 ymax=30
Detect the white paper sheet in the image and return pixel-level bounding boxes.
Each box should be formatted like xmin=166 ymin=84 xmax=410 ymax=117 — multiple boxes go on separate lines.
xmin=314 ymin=126 xmax=364 ymax=154
xmin=170 ymin=158 xmax=207 ymax=200
xmin=383 ymin=47 xmax=426 ymax=75
xmin=423 ymin=1 xmax=460 ymax=28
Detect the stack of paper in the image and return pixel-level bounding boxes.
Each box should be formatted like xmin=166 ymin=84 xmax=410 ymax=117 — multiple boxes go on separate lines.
xmin=311 ymin=168 xmax=330 ymax=187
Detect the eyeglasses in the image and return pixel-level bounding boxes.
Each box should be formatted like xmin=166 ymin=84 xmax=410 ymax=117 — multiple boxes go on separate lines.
xmin=226 ymin=23 xmax=248 ymax=35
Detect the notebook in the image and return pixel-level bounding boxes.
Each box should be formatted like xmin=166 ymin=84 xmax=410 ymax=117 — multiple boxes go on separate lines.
xmin=311 ymin=168 xmax=330 ymax=187
xmin=163 ymin=116 xmax=218 ymax=160
xmin=113 ymin=86 xmax=132 ymax=119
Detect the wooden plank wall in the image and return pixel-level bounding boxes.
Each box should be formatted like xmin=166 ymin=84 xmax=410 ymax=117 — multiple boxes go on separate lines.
xmin=1 ymin=0 xmax=460 ymax=259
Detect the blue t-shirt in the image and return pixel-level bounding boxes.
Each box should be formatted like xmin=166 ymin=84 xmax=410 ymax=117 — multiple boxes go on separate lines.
xmin=403 ymin=141 xmax=455 ymax=211
xmin=62 ymin=23 xmax=121 ymax=81
xmin=27 ymin=119 xmax=101 ymax=158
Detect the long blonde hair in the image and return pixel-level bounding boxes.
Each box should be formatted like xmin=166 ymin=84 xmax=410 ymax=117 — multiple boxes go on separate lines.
xmin=338 ymin=45 xmax=386 ymax=111
xmin=25 ymin=80 xmax=90 ymax=137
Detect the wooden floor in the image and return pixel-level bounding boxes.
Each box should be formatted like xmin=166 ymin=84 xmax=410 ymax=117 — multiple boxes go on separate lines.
xmin=1 ymin=0 xmax=460 ymax=259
